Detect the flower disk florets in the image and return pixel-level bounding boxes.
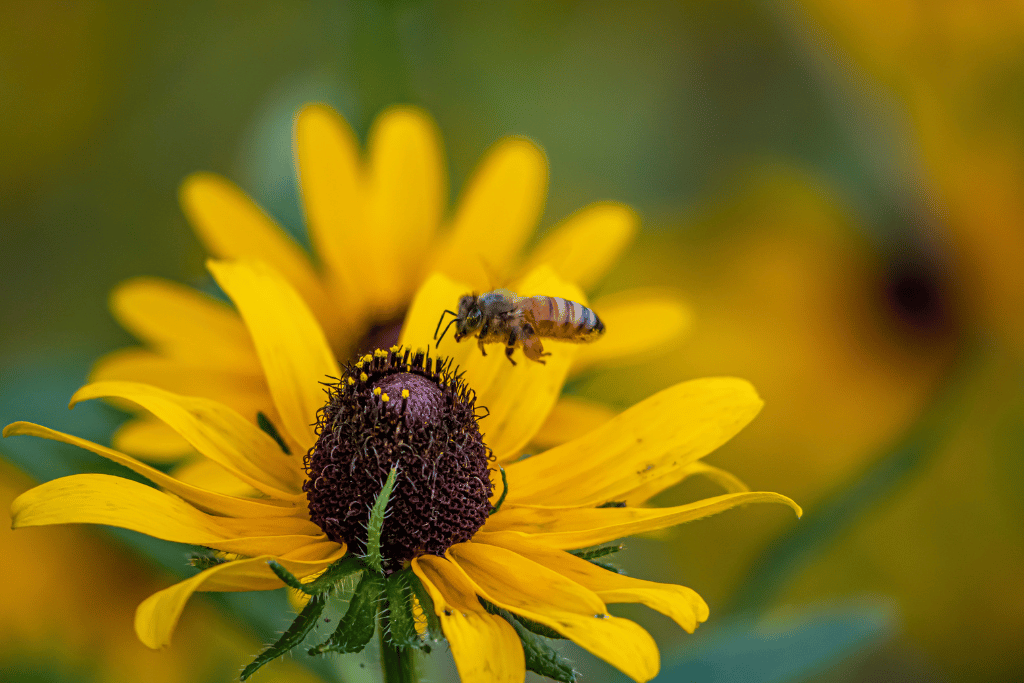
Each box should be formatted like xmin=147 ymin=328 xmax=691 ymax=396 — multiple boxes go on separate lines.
xmin=303 ymin=346 xmax=493 ymax=570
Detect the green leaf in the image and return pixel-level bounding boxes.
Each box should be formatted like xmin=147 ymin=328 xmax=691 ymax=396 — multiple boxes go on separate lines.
xmin=366 ymin=466 xmax=399 ymax=575
xmin=407 ymin=571 xmax=443 ymax=643
xmin=240 ymin=593 xmax=328 ymax=681
xmin=384 ymin=570 xmax=425 ymax=650
xmin=490 ymin=604 xmax=576 ymax=682
xmin=309 ymin=572 xmax=383 ymax=655
xmin=480 ymin=598 xmax=565 ymax=641
xmin=256 ymin=411 xmax=291 ymax=455
xmin=568 ymin=544 xmax=623 ymax=561
xmin=269 ymin=554 xmax=366 ymax=596
xmin=489 ymin=465 xmax=508 ymax=514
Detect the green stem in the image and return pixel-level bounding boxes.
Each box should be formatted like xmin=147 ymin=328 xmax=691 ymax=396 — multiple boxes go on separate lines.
xmin=378 ymin=612 xmax=418 ymax=683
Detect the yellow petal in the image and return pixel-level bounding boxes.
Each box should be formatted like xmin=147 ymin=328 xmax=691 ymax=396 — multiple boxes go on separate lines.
xmin=294 ymin=103 xmax=367 ymax=333
xmin=516 ymin=201 xmax=637 ymax=291
xmin=3 ymin=422 xmax=299 ymax=518
xmin=400 ymin=267 xmax=582 ymax=461
xmin=90 ymin=348 xmax=271 ymax=417
xmin=484 ymin=491 xmax=802 ymax=548
xmin=136 ymin=550 xmax=343 ymax=648
xmin=412 ymin=555 xmax=525 ymax=683
xmin=71 ymin=381 xmax=302 ymax=497
xmin=365 ymin=106 xmax=446 ymax=316
xmin=208 ymin=259 xmax=340 ymax=451
xmin=530 ymin=396 xmax=616 ymax=450
xmin=474 ymin=531 xmax=709 ymax=632
xmin=10 ymin=473 xmax=264 ymax=545
xmin=570 ymin=289 xmax=693 ymax=375
xmin=171 ymin=457 xmax=260 ymax=499
xmin=110 ymin=415 xmax=192 ymax=463
xmin=180 ymin=172 xmax=340 ymax=341
xmin=108 ymin=277 xmax=258 ymax=370
xmin=623 ymin=461 xmax=750 ymax=506
xmin=434 ymin=137 xmax=548 ymax=288
xmin=503 ymin=377 xmax=764 ymax=505
xmin=449 ymin=542 xmax=660 ymax=683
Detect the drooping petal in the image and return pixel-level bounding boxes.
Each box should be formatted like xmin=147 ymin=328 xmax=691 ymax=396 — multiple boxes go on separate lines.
xmin=107 ymin=277 xmax=258 ymax=369
xmin=10 ymin=473 xmax=264 ymax=545
xmin=3 ymin=422 xmax=299 ymax=518
xmin=179 ymin=172 xmax=340 ymax=340
xmin=136 ymin=549 xmax=344 ymax=648
xmin=516 ymin=201 xmax=637 ymax=291
xmin=503 ymin=377 xmax=764 ymax=505
xmin=71 ymin=382 xmax=302 ymax=497
xmin=208 ymin=259 xmax=340 ymax=451
xmin=623 ymin=461 xmax=750 ymax=506
xmin=412 ymin=555 xmax=525 ymax=683
xmin=294 ymin=103 xmax=367 ymax=336
xmin=400 ymin=267 xmax=581 ymax=461
xmin=449 ymin=542 xmax=660 ymax=683
xmin=434 ymin=138 xmax=548 ymax=288
xmin=483 ymin=491 xmax=802 ymax=549
xmin=365 ymin=106 xmax=446 ymax=316
xmin=570 ymin=289 xmax=692 ymax=375
xmin=474 ymin=531 xmax=709 ymax=633
xmin=530 ymin=396 xmax=616 ymax=449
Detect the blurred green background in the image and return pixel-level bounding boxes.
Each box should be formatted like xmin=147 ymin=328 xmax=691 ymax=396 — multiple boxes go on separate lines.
xmin=2 ymin=1 xmax=1022 ymax=681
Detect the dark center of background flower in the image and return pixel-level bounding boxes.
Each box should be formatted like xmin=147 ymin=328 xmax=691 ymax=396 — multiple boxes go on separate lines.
xmin=303 ymin=347 xmax=493 ymax=570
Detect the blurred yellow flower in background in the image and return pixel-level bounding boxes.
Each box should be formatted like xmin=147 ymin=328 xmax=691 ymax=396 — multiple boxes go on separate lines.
xmin=7 ymin=260 xmax=798 ymax=683
xmin=91 ymin=104 xmax=689 ymax=473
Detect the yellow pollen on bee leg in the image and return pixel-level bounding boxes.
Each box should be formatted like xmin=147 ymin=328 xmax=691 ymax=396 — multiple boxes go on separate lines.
xmin=360 ymin=372 xmax=368 ymax=382
xmin=373 ymin=387 xmax=382 ymax=397
xmin=381 ymin=393 xmax=390 ymax=402
xmin=401 ymin=389 xmax=410 ymax=399
xmin=362 ymin=354 xmax=373 ymax=364
xmin=347 ymin=377 xmax=355 ymax=386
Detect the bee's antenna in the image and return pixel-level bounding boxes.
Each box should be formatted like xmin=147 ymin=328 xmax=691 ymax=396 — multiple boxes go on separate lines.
xmin=436 ymin=317 xmax=458 ymax=345
xmin=434 ymin=310 xmax=457 ymax=341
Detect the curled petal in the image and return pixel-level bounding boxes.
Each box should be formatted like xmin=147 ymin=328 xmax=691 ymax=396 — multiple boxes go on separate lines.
xmin=504 ymin=377 xmax=764 ymax=505
xmin=449 ymin=542 xmax=660 ymax=683
xmin=136 ymin=550 xmax=344 ymax=648
xmin=412 ymin=555 xmax=525 ymax=683
xmin=208 ymin=259 xmax=340 ymax=451
xmin=3 ymin=423 xmax=299 ymax=518
xmin=71 ymin=382 xmax=301 ymax=497
xmin=484 ymin=491 xmax=803 ymax=548
xmin=475 ymin=531 xmax=709 ymax=632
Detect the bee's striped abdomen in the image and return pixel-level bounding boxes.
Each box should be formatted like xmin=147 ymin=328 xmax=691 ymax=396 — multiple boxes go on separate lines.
xmin=526 ymin=295 xmax=605 ymax=343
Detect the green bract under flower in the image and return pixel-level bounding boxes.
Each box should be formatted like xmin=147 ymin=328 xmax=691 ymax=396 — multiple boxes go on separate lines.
xmin=304 ymin=347 xmax=493 ymax=568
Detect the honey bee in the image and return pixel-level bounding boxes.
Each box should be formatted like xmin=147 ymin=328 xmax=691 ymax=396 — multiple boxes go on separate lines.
xmin=434 ymin=290 xmax=605 ymax=365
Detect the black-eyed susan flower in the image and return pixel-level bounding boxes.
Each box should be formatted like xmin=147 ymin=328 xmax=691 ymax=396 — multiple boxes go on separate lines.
xmin=6 ymin=261 xmax=799 ymax=683
xmin=91 ymin=103 xmax=690 ymax=466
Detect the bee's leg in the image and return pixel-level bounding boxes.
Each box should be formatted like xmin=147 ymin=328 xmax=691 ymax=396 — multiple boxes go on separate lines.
xmin=477 ymin=320 xmax=490 ymax=356
xmin=504 ymin=328 xmax=518 ymax=365
xmin=520 ymin=323 xmax=549 ymax=364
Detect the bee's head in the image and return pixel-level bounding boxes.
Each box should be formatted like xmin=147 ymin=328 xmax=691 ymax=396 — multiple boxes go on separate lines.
xmin=454 ymin=294 xmax=484 ymax=340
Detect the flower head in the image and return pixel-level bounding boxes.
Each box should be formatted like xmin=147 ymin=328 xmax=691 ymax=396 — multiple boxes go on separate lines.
xmin=6 ymin=261 xmax=799 ymax=682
